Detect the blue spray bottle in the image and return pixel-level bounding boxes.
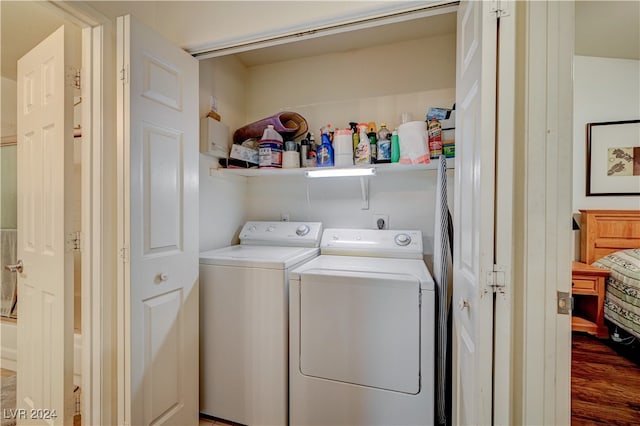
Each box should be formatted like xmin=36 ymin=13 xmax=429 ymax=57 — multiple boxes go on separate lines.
xmin=316 ymin=132 xmax=334 ymax=167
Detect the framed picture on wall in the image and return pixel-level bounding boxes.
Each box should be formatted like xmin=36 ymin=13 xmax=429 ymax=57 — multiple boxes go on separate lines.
xmin=586 ymin=119 xmax=640 ymax=196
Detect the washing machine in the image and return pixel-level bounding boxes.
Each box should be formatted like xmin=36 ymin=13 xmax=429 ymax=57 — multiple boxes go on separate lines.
xmin=289 ymin=228 xmax=435 ymax=426
xmin=199 ymin=221 xmax=323 ymax=426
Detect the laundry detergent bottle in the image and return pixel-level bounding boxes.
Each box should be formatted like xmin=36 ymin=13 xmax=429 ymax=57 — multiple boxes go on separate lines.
xmin=316 ymin=132 xmax=334 ymax=167
xmin=259 ymin=124 xmax=283 ymax=168
xmin=354 ymin=125 xmax=371 ymax=164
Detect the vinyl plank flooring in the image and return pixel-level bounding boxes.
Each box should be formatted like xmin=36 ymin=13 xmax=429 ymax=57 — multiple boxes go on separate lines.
xmin=1 ymin=368 xmax=15 ymax=378
xmin=572 ymin=332 xmax=640 ymax=426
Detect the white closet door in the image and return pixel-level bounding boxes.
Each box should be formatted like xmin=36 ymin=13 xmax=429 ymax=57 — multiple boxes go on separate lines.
xmin=16 ymin=25 xmax=75 ymax=425
xmin=117 ymin=14 xmax=199 ymax=426
xmin=452 ymin=1 xmax=498 ymax=425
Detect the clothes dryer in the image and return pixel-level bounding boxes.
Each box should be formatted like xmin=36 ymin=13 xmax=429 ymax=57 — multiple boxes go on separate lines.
xmin=200 ymin=221 xmax=322 ymax=425
xmin=289 ymin=228 xmax=435 ymax=426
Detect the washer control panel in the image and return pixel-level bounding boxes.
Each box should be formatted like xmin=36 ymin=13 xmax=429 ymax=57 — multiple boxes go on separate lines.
xmin=240 ymin=221 xmax=323 ymax=247
xmin=321 ymin=228 xmax=423 ymax=259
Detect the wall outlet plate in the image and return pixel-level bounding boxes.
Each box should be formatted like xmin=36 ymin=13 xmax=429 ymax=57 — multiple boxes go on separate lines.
xmin=373 ymin=214 xmax=389 ymax=230
xmin=280 ymin=212 xmax=290 ymax=222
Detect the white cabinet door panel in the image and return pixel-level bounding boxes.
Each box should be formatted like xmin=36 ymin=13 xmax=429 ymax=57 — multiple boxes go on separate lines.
xmin=117 ymin=14 xmax=199 ymax=426
xmin=16 ymin=25 xmax=75 ymax=425
xmin=452 ymin=1 xmax=497 ymax=425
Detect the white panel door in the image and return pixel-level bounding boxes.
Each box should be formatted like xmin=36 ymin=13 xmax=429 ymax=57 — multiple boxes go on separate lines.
xmin=452 ymin=1 xmax=497 ymax=425
xmin=117 ymin=15 xmax=199 ymax=426
xmin=16 ymin=25 xmax=75 ymax=425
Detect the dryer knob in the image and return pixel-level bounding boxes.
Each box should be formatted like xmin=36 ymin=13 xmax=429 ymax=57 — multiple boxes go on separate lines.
xmin=249 ymin=225 xmax=257 ymax=232
xmin=267 ymin=226 xmax=275 ymax=232
xmin=394 ymin=233 xmax=411 ymax=246
xmin=296 ymin=225 xmax=310 ymax=236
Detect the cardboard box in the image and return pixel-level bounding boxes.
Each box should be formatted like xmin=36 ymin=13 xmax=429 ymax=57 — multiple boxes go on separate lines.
xmin=200 ymin=116 xmax=230 ymax=158
xmin=230 ymin=144 xmax=259 ymax=165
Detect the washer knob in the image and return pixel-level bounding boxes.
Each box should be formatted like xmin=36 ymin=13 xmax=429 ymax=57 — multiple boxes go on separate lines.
xmin=248 ymin=225 xmax=257 ymax=232
xmin=394 ymin=233 xmax=411 ymax=246
xmin=296 ymin=225 xmax=310 ymax=236
xmin=267 ymin=226 xmax=275 ymax=232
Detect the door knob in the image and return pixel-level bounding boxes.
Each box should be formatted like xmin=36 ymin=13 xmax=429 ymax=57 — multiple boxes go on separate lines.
xmin=4 ymin=260 xmax=23 ymax=274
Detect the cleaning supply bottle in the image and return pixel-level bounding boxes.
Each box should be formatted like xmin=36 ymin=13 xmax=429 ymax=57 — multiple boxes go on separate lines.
xmin=391 ymin=129 xmax=400 ymax=163
xmin=349 ymin=122 xmax=359 ymax=156
xmin=309 ymin=132 xmax=316 ymax=150
xmin=299 ymin=137 xmax=310 ymax=167
xmin=368 ymin=126 xmax=378 ymax=164
xmin=428 ymin=117 xmax=443 ymax=159
xmin=259 ymin=124 xmax=283 ymax=168
xmin=316 ymin=132 xmax=334 ymax=167
xmin=355 ymin=125 xmax=371 ymax=164
xmin=377 ymin=123 xmax=391 ymax=163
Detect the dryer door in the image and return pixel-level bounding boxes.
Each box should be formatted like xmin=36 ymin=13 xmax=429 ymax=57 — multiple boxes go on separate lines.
xmin=298 ymin=269 xmax=421 ymax=394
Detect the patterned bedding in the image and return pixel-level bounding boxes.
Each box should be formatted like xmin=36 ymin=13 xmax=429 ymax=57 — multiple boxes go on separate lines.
xmin=593 ymin=248 xmax=640 ymax=339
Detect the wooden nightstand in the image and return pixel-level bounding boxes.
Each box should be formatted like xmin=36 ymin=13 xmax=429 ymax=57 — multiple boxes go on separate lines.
xmin=571 ymin=261 xmax=609 ymax=338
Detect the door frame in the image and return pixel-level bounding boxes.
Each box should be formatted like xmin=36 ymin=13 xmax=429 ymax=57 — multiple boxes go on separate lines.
xmin=513 ymin=1 xmax=574 ymax=424
xmin=42 ymin=2 xmax=117 ymax=425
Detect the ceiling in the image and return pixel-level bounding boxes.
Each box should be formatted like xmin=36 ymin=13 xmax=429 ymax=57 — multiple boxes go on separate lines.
xmin=232 ymin=11 xmax=457 ymax=67
xmin=1 ymin=1 xmax=638 ymax=82
xmin=575 ymin=1 xmax=640 ymax=60
xmin=0 ymin=1 xmax=81 ymax=81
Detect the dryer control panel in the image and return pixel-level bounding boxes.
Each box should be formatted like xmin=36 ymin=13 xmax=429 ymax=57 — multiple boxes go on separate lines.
xmin=320 ymin=228 xmax=423 ymax=259
xmin=240 ymin=221 xmax=323 ymax=247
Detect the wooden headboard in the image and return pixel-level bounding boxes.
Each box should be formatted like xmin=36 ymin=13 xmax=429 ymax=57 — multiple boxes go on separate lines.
xmin=580 ymin=210 xmax=640 ymax=264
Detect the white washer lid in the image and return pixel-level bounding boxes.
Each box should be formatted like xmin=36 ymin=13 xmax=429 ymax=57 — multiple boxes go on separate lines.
xmin=199 ymin=245 xmax=320 ymax=269
xmin=290 ymin=255 xmax=434 ymax=290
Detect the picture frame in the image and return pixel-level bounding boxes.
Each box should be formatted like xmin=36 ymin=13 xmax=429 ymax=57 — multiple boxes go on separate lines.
xmin=586 ymin=119 xmax=640 ymax=196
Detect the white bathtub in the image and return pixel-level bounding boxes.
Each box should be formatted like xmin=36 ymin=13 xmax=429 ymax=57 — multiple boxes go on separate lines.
xmin=1 ymin=319 xmax=82 ymax=386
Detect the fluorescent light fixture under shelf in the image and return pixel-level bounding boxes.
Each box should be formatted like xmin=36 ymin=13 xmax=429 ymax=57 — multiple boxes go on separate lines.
xmin=305 ymin=168 xmax=376 ymax=178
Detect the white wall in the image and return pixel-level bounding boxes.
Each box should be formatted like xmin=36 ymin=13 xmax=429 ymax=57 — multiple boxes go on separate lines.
xmin=199 ymin=161 xmax=248 ymax=251
xmin=572 ymin=56 xmax=640 ymax=211
xmin=1 ymin=77 xmax=18 ymax=229
xmin=1 ymin=77 xmax=17 ymax=137
xmin=244 ymin=170 xmax=454 ymax=258
xmin=199 ymin=57 xmax=249 ymax=251
xmin=246 ymin=34 xmax=456 ymax=133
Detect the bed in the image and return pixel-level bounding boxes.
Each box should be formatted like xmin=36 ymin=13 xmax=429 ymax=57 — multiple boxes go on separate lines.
xmin=580 ymin=209 xmax=640 ymax=339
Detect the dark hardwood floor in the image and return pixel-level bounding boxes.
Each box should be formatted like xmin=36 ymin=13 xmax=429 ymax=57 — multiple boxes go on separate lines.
xmin=572 ymin=332 xmax=640 ymax=425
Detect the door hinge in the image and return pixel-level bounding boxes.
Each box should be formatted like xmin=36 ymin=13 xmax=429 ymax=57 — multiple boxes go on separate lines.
xmin=65 ymin=66 xmax=81 ymax=89
xmin=488 ymin=264 xmax=507 ymax=293
xmin=119 ymin=247 xmax=129 ymax=263
xmin=490 ymin=0 xmax=510 ymax=18
xmin=119 ymin=67 xmax=127 ymax=83
xmin=66 ymin=231 xmax=82 ymax=252
xmin=557 ymin=291 xmax=573 ymax=315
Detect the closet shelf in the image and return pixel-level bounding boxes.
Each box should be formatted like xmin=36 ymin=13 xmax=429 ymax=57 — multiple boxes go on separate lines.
xmin=210 ymin=158 xmax=455 ymax=178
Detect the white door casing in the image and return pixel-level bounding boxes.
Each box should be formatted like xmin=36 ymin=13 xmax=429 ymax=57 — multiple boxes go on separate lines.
xmin=16 ymin=25 xmax=75 ymax=425
xmin=117 ymin=14 xmax=199 ymax=426
xmin=452 ymin=1 xmax=497 ymax=425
